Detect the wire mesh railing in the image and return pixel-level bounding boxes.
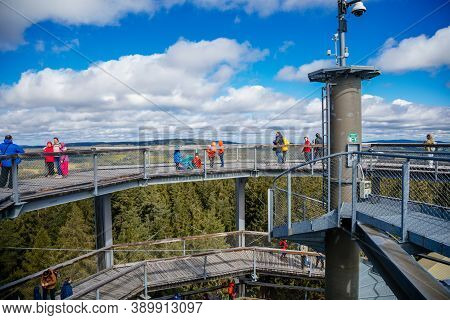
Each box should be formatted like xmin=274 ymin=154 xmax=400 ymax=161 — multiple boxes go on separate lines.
xmin=269 ymin=151 xmax=450 ymax=245
xmin=0 ymin=231 xmax=277 ymax=300
xmin=70 ymin=247 xmax=324 ymax=300
xmin=0 ymin=144 xmax=326 ymax=207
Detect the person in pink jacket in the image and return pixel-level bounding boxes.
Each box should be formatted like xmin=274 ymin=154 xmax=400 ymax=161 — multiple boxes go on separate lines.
xmin=60 ymin=142 xmax=69 ymax=177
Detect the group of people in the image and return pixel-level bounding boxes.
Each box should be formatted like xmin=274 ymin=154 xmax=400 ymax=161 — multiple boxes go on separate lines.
xmin=272 ymin=132 xmax=324 ymax=164
xmin=33 ymin=269 xmax=73 ymax=300
xmin=173 ymin=140 xmax=225 ymax=170
xmin=43 ymin=137 xmax=69 ymax=178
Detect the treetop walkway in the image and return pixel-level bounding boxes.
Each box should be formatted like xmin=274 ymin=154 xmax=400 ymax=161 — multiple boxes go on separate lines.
xmin=1 ymin=143 xmax=448 ymax=219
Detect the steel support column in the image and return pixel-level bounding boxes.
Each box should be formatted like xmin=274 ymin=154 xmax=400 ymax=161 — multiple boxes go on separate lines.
xmin=325 ymin=228 xmax=360 ymax=299
xmin=326 ymin=74 xmax=362 ymax=300
xmin=94 ymin=194 xmax=113 ymax=271
xmin=235 ymin=178 xmax=247 ymax=246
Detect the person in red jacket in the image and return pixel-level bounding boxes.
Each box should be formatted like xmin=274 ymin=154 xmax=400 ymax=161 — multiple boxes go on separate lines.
xmin=43 ymin=142 xmax=55 ymax=177
xmin=279 ymin=239 xmax=288 ymax=259
xmin=302 ymin=137 xmax=312 ymax=163
xmin=192 ymin=152 xmax=202 ymax=169
xmin=227 ymin=281 xmax=236 ymax=300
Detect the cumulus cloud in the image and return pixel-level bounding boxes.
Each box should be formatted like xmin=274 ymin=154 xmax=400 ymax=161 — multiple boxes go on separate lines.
xmin=1 ymin=37 xmax=447 ymax=145
xmin=51 ymin=38 xmax=80 ymax=53
xmin=34 ymin=40 xmax=45 ymax=52
xmin=276 ymin=59 xmax=334 ymax=82
xmin=362 ymin=94 xmax=449 ymax=141
xmin=278 ymin=40 xmax=295 ymax=53
xmin=370 ymin=26 xmax=450 ymax=72
xmin=0 ymin=0 xmax=335 ymax=51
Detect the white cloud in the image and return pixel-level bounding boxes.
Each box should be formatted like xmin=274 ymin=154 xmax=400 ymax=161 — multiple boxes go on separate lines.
xmin=362 ymin=94 xmax=449 ymax=141
xmin=278 ymin=40 xmax=295 ymax=53
xmin=1 ymin=37 xmax=447 ymax=145
xmin=34 ymin=40 xmax=45 ymax=52
xmin=276 ymin=59 xmax=334 ymax=82
xmin=0 ymin=0 xmax=335 ymax=51
xmin=392 ymin=99 xmax=412 ymax=107
xmin=51 ymin=38 xmax=80 ymax=53
xmin=370 ymin=26 xmax=450 ymax=72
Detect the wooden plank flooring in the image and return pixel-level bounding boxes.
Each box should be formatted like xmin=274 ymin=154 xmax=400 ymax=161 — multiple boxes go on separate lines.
xmin=71 ymin=249 xmax=324 ymax=300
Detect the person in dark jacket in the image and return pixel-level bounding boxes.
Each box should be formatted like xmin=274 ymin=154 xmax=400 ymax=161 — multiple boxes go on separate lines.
xmin=0 ymin=135 xmax=25 ymax=189
xmin=60 ymin=278 xmax=73 ymax=300
xmin=314 ymin=133 xmax=324 ymax=159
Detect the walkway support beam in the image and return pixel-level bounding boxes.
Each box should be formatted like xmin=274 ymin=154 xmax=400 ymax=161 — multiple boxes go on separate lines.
xmin=325 ymin=228 xmax=360 ymax=299
xmin=235 ymin=178 xmax=247 ymax=247
xmin=94 ymin=194 xmax=113 ymax=271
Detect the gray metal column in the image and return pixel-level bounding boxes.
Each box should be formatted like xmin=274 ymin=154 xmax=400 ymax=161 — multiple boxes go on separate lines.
xmin=94 ymin=194 xmax=114 ymax=271
xmin=235 ymin=178 xmax=247 ymax=246
xmin=330 ymin=75 xmax=361 ymax=209
xmin=325 ymin=228 xmax=360 ymax=299
xmin=327 ymin=75 xmax=362 ymax=300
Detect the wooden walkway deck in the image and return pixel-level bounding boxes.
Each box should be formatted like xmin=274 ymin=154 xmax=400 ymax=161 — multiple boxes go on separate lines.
xmin=70 ymin=248 xmax=324 ymax=300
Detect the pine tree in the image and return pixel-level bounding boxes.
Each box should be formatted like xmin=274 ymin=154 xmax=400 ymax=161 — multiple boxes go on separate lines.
xmin=22 ymin=227 xmax=54 ymax=274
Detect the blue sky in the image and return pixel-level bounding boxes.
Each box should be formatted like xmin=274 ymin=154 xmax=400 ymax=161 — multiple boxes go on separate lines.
xmin=0 ymin=0 xmax=449 ymax=144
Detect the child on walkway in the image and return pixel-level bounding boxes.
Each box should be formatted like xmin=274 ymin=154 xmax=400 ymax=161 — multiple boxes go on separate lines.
xmin=43 ymin=142 xmax=55 ymax=177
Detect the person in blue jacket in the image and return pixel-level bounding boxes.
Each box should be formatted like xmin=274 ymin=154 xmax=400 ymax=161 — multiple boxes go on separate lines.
xmin=173 ymin=147 xmax=183 ymax=170
xmin=0 ymin=135 xmax=25 ymax=189
xmin=60 ymin=278 xmax=73 ymax=300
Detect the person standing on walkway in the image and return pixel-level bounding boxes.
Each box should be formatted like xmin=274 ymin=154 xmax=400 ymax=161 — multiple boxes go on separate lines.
xmin=0 ymin=135 xmax=25 ymax=189
xmin=273 ymin=131 xmax=284 ymax=164
xmin=279 ymin=239 xmax=288 ymax=259
xmin=60 ymin=278 xmax=73 ymax=300
xmin=53 ymin=137 xmax=63 ymax=177
xmin=281 ymin=135 xmax=289 ymax=164
xmin=218 ymin=140 xmax=225 ymax=167
xmin=60 ymin=142 xmax=69 ymax=177
xmin=207 ymin=142 xmax=216 ymax=168
xmin=314 ymin=133 xmax=324 ymax=159
xmin=43 ymin=141 xmax=55 ymax=177
xmin=192 ymin=151 xmax=202 ymax=169
xmin=424 ymin=134 xmax=435 ymax=168
xmin=302 ymin=136 xmax=312 ymax=163
xmin=41 ymin=269 xmax=57 ymax=300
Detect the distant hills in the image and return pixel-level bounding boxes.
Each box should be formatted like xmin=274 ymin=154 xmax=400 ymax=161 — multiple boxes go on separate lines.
xmin=22 ymin=138 xmax=447 ymax=148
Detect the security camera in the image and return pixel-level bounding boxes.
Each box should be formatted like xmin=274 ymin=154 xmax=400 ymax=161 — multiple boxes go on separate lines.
xmin=351 ymin=2 xmax=366 ymax=17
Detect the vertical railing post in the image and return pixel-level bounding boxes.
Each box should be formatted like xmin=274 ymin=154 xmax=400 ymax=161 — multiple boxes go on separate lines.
xmin=434 ymin=160 xmax=438 ymax=181
xmin=93 ymin=150 xmax=98 ymax=196
xmin=11 ymin=157 xmax=19 ymax=204
xmin=287 ymin=172 xmax=292 ymax=232
xmin=351 ymin=159 xmax=357 ymax=235
xmin=143 ymin=264 xmax=148 ymax=300
xmin=337 ymin=156 xmax=343 ymax=227
xmin=252 ymin=249 xmax=257 ymax=281
xmin=182 ymin=239 xmax=186 ymax=256
xmin=309 ymin=256 xmax=313 ymax=277
xmin=203 ymin=255 xmax=207 ymax=279
xmin=203 ymin=149 xmax=207 ymax=179
xmin=311 ymin=148 xmax=314 ymax=175
xmin=143 ymin=149 xmax=149 ymax=179
xmin=267 ymin=189 xmax=273 ymax=241
xmin=303 ymin=196 xmax=306 ymax=221
xmin=236 ymin=148 xmax=239 ymax=163
xmin=254 ymin=146 xmax=257 ymax=171
xmin=96 ymin=289 xmax=100 ymax=300
xmin=327 ymin=156 xmax=331 ymax=213
xmin=401 ymin=160 xmax=410 ymax=242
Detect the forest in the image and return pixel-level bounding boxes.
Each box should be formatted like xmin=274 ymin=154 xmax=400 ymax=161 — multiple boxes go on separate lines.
xmin=0 ymin=171 xmax=446 ymax=299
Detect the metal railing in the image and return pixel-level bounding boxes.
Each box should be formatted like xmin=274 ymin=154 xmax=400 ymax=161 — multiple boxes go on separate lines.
xmin=0 ymin=144 xmax=325 ymax=207
xmin=0 ymin=230 xmax=324 ymax=300
xmin=269 ymin=151 xmax=450 ymax=242
xmin=69 ymin=246 xmax=324 ymax=300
